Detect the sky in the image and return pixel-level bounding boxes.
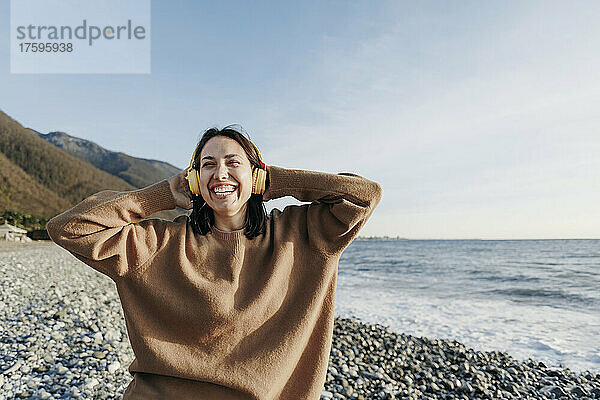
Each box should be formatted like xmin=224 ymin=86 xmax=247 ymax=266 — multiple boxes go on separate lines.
xmin=1 ymin=0 xmax=599 ymax=239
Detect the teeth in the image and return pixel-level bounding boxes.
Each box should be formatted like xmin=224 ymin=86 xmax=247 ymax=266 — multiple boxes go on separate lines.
xmin=213 ymin=185 xmax=236 ymax=193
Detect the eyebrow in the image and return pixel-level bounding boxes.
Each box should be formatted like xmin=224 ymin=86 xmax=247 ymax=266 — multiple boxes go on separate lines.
xmin=201 ymin=154 xmax=242 ymax=161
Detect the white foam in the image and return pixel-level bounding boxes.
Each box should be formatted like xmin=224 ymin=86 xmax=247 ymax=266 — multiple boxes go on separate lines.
xmin=335 ymin=276 xmax=600 ymax=373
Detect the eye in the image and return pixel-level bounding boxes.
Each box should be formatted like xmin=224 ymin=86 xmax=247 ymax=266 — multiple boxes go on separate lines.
xmin=202 ymin=160 xmax=240 ymax=167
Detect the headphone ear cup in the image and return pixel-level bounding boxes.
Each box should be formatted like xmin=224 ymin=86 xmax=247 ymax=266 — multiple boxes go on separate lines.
xmin=187 ymin=168 xmax=201 ymax=195
xmin=252 ymin=168 xmax=258 ymax=194
xmin=252 ymin=167 xmax=267 ymax=194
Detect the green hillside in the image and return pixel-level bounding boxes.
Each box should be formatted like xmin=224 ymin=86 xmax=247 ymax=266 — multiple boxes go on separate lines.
xmin=0 ymin=110 xmax=186 ymax=228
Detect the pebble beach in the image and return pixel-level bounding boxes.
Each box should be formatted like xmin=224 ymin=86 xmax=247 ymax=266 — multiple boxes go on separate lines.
xmin=1 ymin=241 xmax=598 ymax=399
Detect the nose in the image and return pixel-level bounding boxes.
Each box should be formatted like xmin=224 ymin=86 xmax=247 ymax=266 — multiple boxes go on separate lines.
xmin=214 ymin=162 xmax=229 ymax=180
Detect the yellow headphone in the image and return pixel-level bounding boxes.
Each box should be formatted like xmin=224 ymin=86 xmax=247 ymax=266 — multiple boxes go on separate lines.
xmin=186 ymin=139 xmax=267 ymax=196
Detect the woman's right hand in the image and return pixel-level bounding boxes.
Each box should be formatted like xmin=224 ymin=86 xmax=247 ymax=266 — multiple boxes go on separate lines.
xmin=168 ymin=169 xmax=194 ymax=210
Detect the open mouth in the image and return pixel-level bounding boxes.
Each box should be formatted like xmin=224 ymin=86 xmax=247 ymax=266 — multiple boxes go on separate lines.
xmin=211 ymin=185 xmax=237 ymax=199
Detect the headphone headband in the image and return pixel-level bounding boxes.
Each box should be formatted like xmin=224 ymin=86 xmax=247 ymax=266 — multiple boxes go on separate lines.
xmin=248 ymin=140 xmax=266 ymax=169
xmin=189 ymin=138 xmax=265 ymax=171
xmin=189 ymin=147 xmax=198 ymax=170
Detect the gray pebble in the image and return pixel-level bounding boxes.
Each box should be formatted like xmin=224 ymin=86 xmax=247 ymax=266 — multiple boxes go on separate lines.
xmin=3 ymin=241 xmax=600 ymax=400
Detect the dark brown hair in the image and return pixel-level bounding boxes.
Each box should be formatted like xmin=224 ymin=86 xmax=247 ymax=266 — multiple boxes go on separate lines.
xmin=188 ymin=125 xmax=267 ymax=239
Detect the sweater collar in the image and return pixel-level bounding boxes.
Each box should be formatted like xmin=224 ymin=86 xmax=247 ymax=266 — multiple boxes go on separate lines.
xmin=210 ymin=225 xmax=245 ymax=242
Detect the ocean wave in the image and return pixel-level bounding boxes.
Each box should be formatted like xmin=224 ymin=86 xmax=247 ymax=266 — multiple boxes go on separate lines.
xmin=485 ymin=287 xmax=596 ymax=307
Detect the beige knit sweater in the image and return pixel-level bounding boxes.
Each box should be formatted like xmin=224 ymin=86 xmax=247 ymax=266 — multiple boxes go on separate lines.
xmin=46 ymin=165 xmax=382 ymax=399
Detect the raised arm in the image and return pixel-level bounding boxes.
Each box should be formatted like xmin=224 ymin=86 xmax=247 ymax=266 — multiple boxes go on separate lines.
xmin=46 ymin=179 xmax=178 ymax=281
xmin=262 ymin=165 xmax=382 ymax=255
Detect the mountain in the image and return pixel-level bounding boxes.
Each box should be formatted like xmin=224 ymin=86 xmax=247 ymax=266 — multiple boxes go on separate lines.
xmin=0 ymin=150 xmax=72 ymax=217
xmin=0 ymin=109 xmax=186 ymax=223
xmin=37 ymin=131 xmax=181 ymax=188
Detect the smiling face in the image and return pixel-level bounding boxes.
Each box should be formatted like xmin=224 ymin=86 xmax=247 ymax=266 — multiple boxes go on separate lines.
xmin=198 ymin=136 xmax=253 ymax=222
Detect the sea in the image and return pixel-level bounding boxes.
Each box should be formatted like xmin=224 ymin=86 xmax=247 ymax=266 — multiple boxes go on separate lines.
xmin=334 ymin=239 xmax=600 ymax=374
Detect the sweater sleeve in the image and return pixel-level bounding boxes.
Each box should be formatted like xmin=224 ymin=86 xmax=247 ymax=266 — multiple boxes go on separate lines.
xmin=46 ymin=179 xmax=177 ymax=281
xmin=262 ymin=165 xmax=382 ymax=254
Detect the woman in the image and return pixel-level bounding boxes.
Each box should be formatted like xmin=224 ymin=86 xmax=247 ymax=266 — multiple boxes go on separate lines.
xmin=46 ymin=125 xmax=382 ymax=400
